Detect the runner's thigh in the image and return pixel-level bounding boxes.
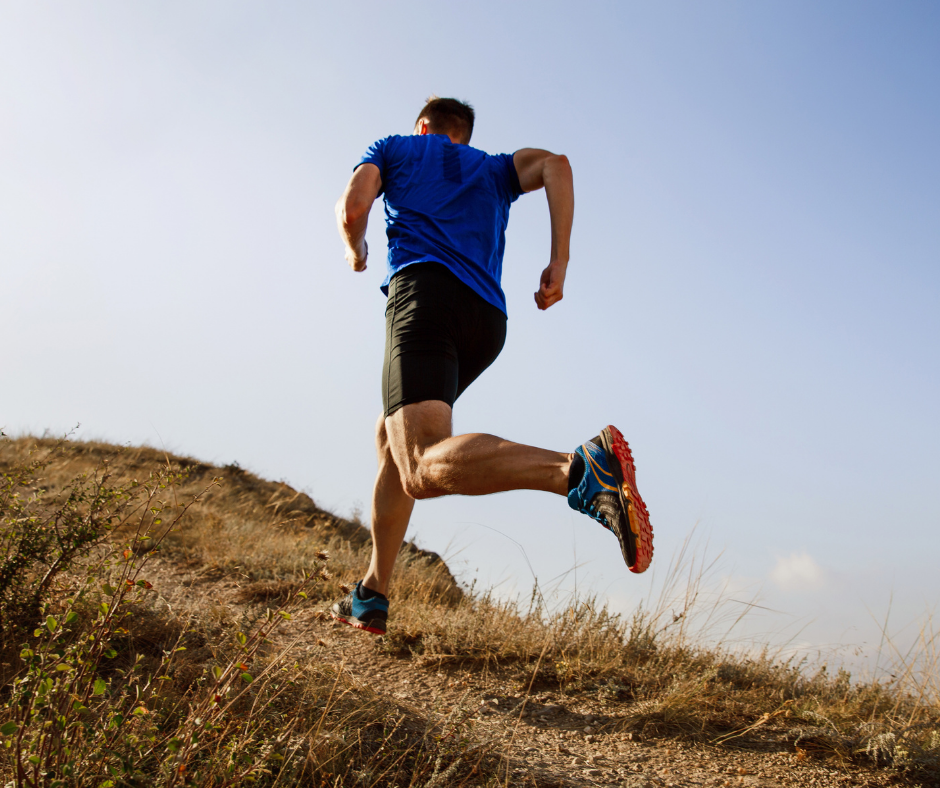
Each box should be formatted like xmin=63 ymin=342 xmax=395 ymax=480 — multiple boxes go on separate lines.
xmin=453 ymin=292 xmax=507 ymax=401
xmin=383 ymin=264 xmax=460 ymax=418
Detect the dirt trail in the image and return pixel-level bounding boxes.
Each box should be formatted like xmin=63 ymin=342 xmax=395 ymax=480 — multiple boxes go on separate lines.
xmin=151 ymin=558 xmax=904 ymax=788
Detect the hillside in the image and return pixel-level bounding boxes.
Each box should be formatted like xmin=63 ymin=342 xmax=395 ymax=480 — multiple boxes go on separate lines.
xmin=1 ymin=435 xmax=937 ymax=787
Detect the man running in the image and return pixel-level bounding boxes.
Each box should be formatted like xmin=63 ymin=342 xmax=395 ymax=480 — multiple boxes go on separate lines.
xmin=331 ymin=97 xmax=653 ymax=635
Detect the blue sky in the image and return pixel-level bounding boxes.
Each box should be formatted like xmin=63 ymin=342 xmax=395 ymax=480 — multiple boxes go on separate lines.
xmin=2 ymin=1 xmax=938 ymax=672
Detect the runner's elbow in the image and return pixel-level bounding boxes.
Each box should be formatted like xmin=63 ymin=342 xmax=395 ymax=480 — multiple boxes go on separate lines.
xmin=337 ymin=198 xmax=367 ymax=227
xmin=546 ymin=154 xmax=571 ymax=178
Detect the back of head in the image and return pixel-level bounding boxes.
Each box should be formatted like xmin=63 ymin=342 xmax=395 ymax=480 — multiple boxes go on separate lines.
xmin=415 ymin=97 xmax=475 ymax=144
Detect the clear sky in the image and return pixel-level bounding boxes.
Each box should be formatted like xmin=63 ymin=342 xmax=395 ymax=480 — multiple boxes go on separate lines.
xmin=2 ymin=1 xmax=938 ymax=673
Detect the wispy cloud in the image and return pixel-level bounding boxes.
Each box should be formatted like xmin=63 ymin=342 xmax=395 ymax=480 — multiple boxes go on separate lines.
xmin=770 ymin=552 xmax=825 ymax=592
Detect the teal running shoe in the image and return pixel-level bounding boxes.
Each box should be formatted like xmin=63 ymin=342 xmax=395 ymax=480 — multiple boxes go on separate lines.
xmin=568 ymin=425 xmax=653 ymax=573
xmin=330 ymin=581 xmax=389 ymax=635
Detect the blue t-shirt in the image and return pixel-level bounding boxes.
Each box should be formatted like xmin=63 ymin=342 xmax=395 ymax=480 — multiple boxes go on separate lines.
xmin=357 ymin=134 xmax=523 ymax=315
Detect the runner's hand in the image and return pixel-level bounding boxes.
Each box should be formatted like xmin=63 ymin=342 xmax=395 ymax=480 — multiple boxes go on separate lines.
xmin=346 ymin=240 xmax=368 ymax=272
xmin=534 ymin=260 xmax=566 ymax=310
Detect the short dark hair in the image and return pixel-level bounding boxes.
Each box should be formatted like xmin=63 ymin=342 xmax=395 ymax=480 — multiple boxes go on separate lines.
xmin=415 ymin=97 xmax=475 ymax=143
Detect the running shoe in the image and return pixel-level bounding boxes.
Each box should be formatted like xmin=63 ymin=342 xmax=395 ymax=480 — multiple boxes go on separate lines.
xmin=330 ymin=581 xmax=389 ymax=635
xmin=568 ymin=425 xmax=653 ymax=573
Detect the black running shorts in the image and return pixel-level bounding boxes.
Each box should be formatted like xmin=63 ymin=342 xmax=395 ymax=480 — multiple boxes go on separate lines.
xmin=383 ymin=263 xmax=507 ymax=418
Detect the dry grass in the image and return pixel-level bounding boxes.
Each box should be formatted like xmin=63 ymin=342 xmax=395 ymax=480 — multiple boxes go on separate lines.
xmin=1 ymin=434 xmax=938 ymax=786
xmin=384 ymin=533 xmax=940 ymax=779
xmin=0 ymin=435 xmax=481 ymax=787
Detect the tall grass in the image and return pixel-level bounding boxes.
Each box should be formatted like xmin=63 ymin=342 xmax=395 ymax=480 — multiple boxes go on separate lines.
xmin=0 ymin=437 xmax=486 ymax=787
xmin=2 ymin=434 xmax=938 ymax=785
xmin=385 ymin=533 xmax=940 ymax=781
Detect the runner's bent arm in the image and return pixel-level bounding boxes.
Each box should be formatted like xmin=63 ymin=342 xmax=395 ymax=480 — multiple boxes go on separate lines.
xmin=512 ymin=148 xmax=574 ymax=310
xmin=335 ymin=163 xmax=382 ymax=272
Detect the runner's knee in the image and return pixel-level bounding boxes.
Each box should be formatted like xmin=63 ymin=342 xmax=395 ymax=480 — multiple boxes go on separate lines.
xmin=398 ymin=457 xmax=443 ymax=500
xmin=398 ymin=466 xmax=430 ymax=499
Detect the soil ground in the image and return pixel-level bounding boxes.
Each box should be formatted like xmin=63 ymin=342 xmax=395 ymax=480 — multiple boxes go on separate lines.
xmin=149 ymin=557 xmax=911 ymax=788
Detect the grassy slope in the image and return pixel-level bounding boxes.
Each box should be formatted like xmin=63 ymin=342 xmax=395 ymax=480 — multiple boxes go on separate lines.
xmin=1 ymin=436 xmax=937 ymax=787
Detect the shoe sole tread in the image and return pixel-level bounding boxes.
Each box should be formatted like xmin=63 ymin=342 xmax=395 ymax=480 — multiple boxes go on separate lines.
xmin=602 ymin=425 xmax=653 ymax=574
xmin=330 ymin=610 xmax=386 ymax=635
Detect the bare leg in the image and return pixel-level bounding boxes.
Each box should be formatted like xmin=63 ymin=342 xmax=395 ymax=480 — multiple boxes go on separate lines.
xmin=359 ymin=402 xmax=573 ymax=596
xmin=386 ymin=400 xmax=573 ymax=500
xmin=362 ymin=414 xmax=415 ymax=596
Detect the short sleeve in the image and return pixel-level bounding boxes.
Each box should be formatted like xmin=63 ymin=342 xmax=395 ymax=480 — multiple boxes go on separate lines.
xmin=357 ymin=137 xmax=390 ymax=195
xmin=492 ymin=152 xmax=524 ymax=202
